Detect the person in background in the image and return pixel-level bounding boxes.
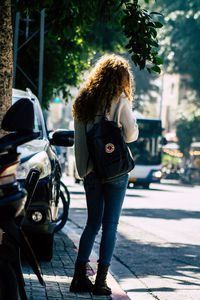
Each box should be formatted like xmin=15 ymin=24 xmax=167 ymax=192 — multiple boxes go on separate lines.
xmin=70 ymin=54 xmax=139 ymax=295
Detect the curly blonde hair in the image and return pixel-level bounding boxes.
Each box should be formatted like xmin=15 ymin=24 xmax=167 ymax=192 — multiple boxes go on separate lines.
xmin=72 ymin=54 xmax=134 ymax=122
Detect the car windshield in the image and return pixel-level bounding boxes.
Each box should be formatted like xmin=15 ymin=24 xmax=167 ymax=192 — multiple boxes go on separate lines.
xmin=128 ymin=119 xmax=162 ymax=165
xmin=12 ymin=96 xmax=43 ymax=139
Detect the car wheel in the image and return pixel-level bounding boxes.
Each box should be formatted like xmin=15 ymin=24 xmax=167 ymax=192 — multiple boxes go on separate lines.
xmin=54 ymin=184 xmax=70 ymax=233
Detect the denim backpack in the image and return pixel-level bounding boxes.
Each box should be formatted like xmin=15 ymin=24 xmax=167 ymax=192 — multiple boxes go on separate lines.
xmin=86 ymin=104 xmax=135 ymax=182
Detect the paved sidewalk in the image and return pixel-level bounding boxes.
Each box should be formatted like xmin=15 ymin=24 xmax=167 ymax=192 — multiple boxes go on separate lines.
xmin=22 ymin=231 xmax=130 ymax=300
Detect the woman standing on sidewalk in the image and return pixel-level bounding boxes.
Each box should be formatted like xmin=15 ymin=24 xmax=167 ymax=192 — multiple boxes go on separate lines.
xmin=70 ymin=54 xmax=138 ymax=295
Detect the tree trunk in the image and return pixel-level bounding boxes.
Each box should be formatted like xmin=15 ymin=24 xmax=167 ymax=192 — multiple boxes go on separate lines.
xmin=0 ymin=0 xmax=13 ymax=137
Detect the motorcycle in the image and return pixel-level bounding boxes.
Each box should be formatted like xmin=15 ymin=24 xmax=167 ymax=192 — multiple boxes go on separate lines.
xmin=0 ymin=98 xmax=44 ymax=300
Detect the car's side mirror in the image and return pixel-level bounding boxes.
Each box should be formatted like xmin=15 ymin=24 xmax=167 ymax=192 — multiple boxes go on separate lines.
xmin=0 ymin=98 xmax=40 ymax=149
xmin=50 ymin=129 xmax=74 ymax=147
xmin=1 ymin=98 xmax=34 ymax=132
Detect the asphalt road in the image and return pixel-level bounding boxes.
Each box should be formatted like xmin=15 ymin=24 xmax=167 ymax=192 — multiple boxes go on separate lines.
xmin=62 ymin=176 xmax=200 ymax=300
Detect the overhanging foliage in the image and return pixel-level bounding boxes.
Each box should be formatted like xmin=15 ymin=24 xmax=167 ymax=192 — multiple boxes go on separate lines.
xmin=14 ymin=0 xmax=163 ymax=107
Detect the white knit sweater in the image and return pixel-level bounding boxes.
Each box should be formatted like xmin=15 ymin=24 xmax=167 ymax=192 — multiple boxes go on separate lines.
xmin=74 ymin=93 xmax=139 ymax=178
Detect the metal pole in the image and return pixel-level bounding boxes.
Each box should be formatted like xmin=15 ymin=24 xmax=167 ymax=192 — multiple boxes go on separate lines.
xmin=38 ymin=9 xmax=45 ymax=105
xmin=13 ymin=11 xmax=20 ymax=87
xmin=25 ymin=14 xmax=30 ymax=39
xmin=159 ymin=72 xmax=164 ymax=120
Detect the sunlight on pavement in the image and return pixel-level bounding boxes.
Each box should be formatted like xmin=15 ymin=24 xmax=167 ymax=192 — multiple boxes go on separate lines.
xmin=23 ymin=273 xmax=72 ymax=283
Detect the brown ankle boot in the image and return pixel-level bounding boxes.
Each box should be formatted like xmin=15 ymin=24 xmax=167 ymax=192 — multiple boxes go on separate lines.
xmin=70 ymin=260 xmax=94 ymax=293
xmin=93 ymin=263 xmax=112 ymax=295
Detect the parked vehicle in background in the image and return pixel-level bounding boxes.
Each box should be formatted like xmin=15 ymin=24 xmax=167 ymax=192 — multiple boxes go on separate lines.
xmin=161 ymin=142 xmax=182 ymax=180
xmin=190 ymin=142 xmax=200 ymax=168
xmin=181 ymin=167 xmax=200 ymax=185
xmin=12 ymin=88 xmax=74 ymax=261
xmin=162 ymin=164 xmax=181 ymax=180
xmin=180 ymin=142 xmax=200 ymax=185
xmin=128 ymin=118 xmax=165 ymax=189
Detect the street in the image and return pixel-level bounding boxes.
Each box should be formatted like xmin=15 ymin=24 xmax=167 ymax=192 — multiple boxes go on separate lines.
xmin=62 ymin=176 xmax=200 ymax=300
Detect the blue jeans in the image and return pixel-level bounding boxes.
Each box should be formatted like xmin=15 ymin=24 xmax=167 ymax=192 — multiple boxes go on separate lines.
xmin=77 ymin=172 xmax=128 ymax=266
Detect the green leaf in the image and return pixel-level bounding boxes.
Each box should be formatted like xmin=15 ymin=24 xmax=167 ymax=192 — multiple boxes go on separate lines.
xmin=150 ymin=27 xmax=157 ymax=38
xmin=143 ymin=10 xmax=150 ymax=18
xmin=154 ymin=21 xmax=163 ymax=28
xmin=150 ymin=12 xmax=163 ymax=17
xmin=131 ymin=54 xmax=140 ymax=66
xmin=155 ymin=57 xmax=163 ymax=65
xmin=148 ymin=21 xmax=156 ymax=27
xmin=151 ymin=65 xmax=161 ymax=73
xmin=150 ymin=40 xmax=159 ymax=48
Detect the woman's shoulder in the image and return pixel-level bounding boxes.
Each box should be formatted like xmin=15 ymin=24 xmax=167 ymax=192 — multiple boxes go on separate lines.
xmin=119 ymin=92 xmax=127 ymax=100
xmin=117 ymin=92 xmax=130 ymax=105
xmin=115 ymin=93 xmax=131 ymax=111
xmin=110 ymin=93 xmax=129 ymax=112
xmin=108 ymin=93 xmax=131 ymax=121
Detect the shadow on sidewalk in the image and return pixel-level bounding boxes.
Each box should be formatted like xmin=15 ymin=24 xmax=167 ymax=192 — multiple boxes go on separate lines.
xmin=22 ymin=232 xmax=110 ymax=300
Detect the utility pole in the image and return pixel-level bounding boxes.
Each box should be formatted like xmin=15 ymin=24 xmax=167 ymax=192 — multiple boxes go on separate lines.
xmin=12 ymin=8 xmax=45 ymax=105
xmin=159 ymin=72 xmax=164 ymax=120
xmin=38 ymin=9 xmax=45 ymax=105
